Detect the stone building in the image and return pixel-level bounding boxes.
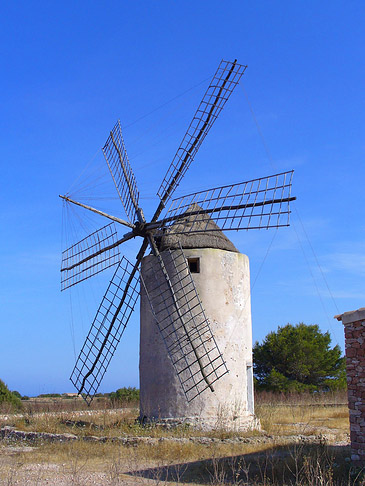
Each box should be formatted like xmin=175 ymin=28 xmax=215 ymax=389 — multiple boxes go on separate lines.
xmin=336 ymin=307 xmax=365 ymax=464
xmin=139 ymin=210 xmax=258 ymax=430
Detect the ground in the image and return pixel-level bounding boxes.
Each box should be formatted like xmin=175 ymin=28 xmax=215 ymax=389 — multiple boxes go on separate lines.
xmin=0 ymin=392 xmax=362 ymax=485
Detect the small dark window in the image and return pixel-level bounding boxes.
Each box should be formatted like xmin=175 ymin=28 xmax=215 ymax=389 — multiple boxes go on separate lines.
xmin=188 ymin=257 xmax=200 ymax=273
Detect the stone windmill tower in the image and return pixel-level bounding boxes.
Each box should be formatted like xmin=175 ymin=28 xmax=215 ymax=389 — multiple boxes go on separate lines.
xmin=60 ymin=60 xmax=295 ymax=428
xmin=140 ymin=210 xmax=256 ymax=430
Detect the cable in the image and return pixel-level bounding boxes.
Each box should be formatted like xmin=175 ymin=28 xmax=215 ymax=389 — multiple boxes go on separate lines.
xmin=241 ymin=84 xmax=276 ymax=173
xmin=67 ymin=148 xmax=101 ymax=195
xmin=294 ymin=206 xmax=340 ymax=314
xmin=242 ymin=84 xmax=340 ymax=337
xmin=123 ymin=76 xmax=211 ymax=131
xmin=251 ymin=228 xmax=278 ymax=291
xmin=291 ymin=218 xmax=341 ymax=346
xmin=69 ymin=293 xmax=77 ymax=361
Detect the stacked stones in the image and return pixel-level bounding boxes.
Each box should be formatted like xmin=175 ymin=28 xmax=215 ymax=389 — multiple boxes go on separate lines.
xmin=336 ymin=308 xmax=365 ymax=464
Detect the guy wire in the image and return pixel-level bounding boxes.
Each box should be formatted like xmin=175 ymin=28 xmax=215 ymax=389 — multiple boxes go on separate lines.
xmin=242 ymin=83 xmax=340 ymax=342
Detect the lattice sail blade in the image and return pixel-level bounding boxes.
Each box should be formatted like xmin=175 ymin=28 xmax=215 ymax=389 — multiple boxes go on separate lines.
xmin=70 ymin=256 xmax=140 ymax=404
xmin=157 ymin=171 xmax=295 ymax=236
xmin=103 ymin=120 xmax=140 ymax=224
xmin=140 ymin=247 xmax=228 ymax=402
xmin=156 ymin=60 xmax=247 ymax=209
xmin=61 ymin=223 xmax=120 ymax=291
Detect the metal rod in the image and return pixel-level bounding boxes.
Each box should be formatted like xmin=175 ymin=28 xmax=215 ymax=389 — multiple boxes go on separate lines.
xmin=59 ymin=195 xmax=135 ymax=229
xmin=152 ymin=196 xmax=297 ymax=228
xmin=61 ymin=232 xmax=135 ymax=272
xmin=170 ymin=170 xmax=294 ymax=201
xmin=152 ymin=60 xmax=239 ymax=223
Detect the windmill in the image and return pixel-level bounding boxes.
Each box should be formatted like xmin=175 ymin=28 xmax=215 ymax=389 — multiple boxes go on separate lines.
xmin=60 ymin=60 xmax=295 ymax=414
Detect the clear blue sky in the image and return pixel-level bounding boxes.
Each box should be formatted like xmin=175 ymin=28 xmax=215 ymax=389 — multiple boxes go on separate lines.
xmin=1 ymin=1 xmax=364 ymax=396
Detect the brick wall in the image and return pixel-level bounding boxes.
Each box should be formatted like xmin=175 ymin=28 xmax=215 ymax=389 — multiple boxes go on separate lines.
xmin=336 ymin=308 xmax=365 ymax=464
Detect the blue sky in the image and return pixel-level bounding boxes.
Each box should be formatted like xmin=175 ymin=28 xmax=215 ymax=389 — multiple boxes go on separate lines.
xmin=1 ymin=1 xmax=364 ymax=396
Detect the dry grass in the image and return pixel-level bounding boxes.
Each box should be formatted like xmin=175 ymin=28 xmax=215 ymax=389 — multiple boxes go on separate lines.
xmin=1 ymin=440 xmax=362 ymax=485
xmin=0 ymin=391 xmax=362 ymax=485
xmin=2 ymin=391 xmax=349 ymax=440
xmin=0 ymin=440 xmax=275 ymax=485
xmin=255 ymin=391 xmax=349 ymax=435
xmin=256 ymin=400 xmax=349 ymax=438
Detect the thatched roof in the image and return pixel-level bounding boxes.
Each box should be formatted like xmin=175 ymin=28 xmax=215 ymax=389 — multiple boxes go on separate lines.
xmin=157 ymin=204 xmax=239 ymax=253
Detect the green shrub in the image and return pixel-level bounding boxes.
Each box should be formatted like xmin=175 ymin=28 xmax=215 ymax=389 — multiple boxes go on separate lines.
xmin=109 ymin=387 xmax=139 ymax=403
xmin=37 ymin=393 xmax=62 ymax=398
xmin=0 ymin=379 xmax=23 ymax=411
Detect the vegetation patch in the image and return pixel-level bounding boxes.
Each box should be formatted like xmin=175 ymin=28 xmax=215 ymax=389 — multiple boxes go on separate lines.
xmin=254 ymin=323 xmax=346 ymax=393
xmin=0 ymin=380 xmax=22 ymax=412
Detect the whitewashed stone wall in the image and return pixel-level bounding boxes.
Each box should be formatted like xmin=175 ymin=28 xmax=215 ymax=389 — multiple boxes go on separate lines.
xmin=139 ymin=247 xmax=258 ymax=431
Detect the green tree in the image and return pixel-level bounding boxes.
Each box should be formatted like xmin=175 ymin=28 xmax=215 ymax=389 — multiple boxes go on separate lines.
xmin=0 ymin=380 xmax=23 ymax=410
xmin=109 ymin=387 xmax=139 ymax=403
xmin=253 ymin=323 xmax=346 ymax=392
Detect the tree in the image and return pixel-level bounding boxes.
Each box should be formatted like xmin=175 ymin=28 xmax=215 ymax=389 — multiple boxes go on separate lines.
xmin=0 ymin=380 xmax=23 ymax=410
xmin=109 ymin=387 xmax=139 ymax=403
xmin=253 ymin=323 xmax=346 ymax=392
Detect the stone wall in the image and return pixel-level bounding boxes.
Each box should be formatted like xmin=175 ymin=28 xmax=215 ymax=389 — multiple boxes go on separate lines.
xmin=336 ymin=308 xmax=365 ymax=464
xmin=140 ymin=248 xmax=258 ymax=431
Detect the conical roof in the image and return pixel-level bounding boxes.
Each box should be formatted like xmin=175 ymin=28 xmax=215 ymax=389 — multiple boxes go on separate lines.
xmin=157 ymin=204 xmax=239 ymax=253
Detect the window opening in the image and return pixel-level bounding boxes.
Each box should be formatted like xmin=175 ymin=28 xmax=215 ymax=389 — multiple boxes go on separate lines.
xmin=188 ymin=257 xmax=200 ymax=273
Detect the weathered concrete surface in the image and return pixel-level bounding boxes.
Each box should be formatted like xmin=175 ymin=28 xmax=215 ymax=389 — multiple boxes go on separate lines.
xmin=140 ymin=248 xmax=258 ymax=431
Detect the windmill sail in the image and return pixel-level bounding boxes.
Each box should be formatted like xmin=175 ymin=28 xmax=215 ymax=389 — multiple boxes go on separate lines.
xmin=157 ymin=171 xmax=295 ymax=235
xmin=61 ymin=223 xmax=120 ymax=291
xmin=154 ymin=60 xmax=247 ymax=217
xmin=140 ymin=246 xmax=228 ymax=402
xmin=70 ymin=256 xmax=140 ymax=404
xmin=103 ymin=120 xmax=140 ymax=224
xmin=61 ymin=59 xmax=296 ymax=406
